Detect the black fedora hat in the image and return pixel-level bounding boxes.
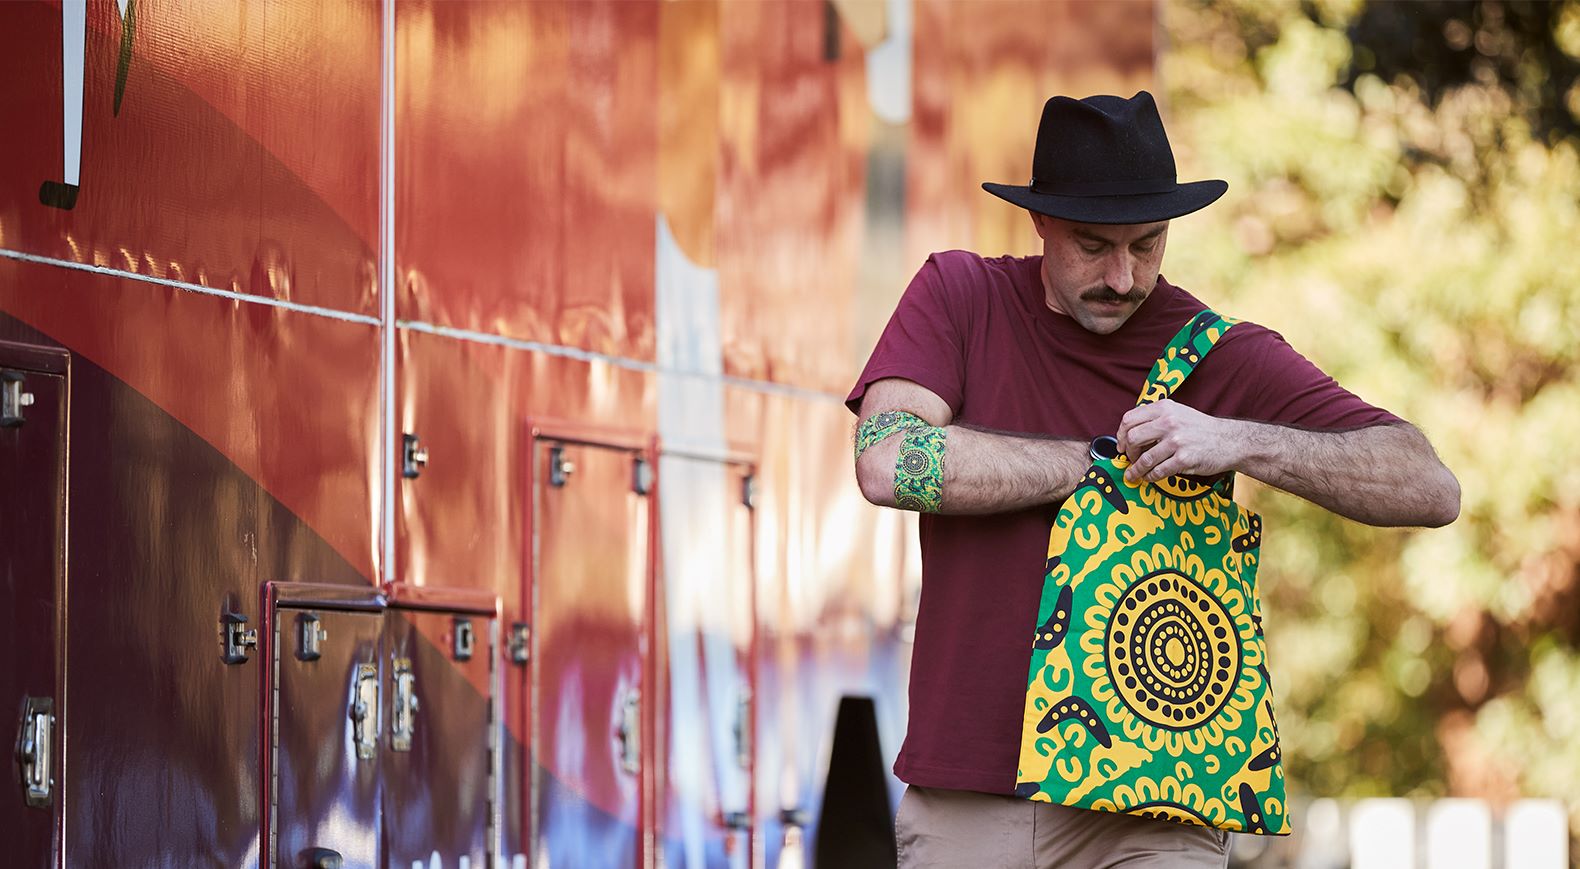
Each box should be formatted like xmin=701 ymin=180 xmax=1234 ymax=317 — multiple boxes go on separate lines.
xmin=982 ymin=91 xmax=1226 ymax=225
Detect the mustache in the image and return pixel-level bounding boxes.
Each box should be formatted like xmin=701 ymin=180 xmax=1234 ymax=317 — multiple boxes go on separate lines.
xmin=1081 ymin=287 xmax=1145 ymax=304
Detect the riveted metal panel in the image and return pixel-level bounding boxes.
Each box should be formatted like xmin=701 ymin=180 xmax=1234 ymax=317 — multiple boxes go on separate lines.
xmin=657 ymin=455 xmax=758 ymax=868
xmin=380 ymin=607 xmax=492 ymax=868
xmin=533 ymin=437 xmax=652 ymax=867
xmin=0 ymin=349 xmax=66 ymax=869
xmin=0 ymin=0 xmax=380 ymax=314
xmin=395 ymin=0 xmax=659 ymax=362
xmin=272 ymin=606 xmax=384 ymax=869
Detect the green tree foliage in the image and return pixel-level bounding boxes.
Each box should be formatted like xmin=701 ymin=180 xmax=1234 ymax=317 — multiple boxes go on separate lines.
xmin=1160 ymin=0 xmax=1580 ymax=823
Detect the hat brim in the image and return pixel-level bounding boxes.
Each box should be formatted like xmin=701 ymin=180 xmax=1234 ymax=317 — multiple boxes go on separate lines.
xmin=981 ymin=179 xmax=1227 ymax=224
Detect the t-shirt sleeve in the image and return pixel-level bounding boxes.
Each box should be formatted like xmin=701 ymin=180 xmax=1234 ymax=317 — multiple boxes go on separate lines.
xmin=1226 ymin=326 xmax=1403 ymax=430
xmin=845 ymin=254 xmax=969 ymax=416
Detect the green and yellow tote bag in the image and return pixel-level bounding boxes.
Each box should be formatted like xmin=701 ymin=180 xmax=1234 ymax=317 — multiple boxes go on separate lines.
xmin=1014 ymin=310 xmax=1290 ymax=836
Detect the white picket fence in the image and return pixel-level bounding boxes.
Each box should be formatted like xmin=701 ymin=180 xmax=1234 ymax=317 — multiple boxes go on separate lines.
xmin=1227 ymin=798 xmax=1571 ymax=869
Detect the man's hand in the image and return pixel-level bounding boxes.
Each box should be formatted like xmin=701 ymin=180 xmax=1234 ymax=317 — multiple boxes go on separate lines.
xmin=1116 ymin=400 xmax=1239 ymax=483
xmin=1117 ymin=398 xmax=1459 ymax=528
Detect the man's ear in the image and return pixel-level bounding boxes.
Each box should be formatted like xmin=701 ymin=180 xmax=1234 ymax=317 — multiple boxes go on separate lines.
xmin=1029 ymin=210 xmax=1051 ymax=241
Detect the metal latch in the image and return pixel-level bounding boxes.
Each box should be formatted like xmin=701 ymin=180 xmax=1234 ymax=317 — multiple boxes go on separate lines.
xmin=1 ymin=370 xmax=35 ymax=428
xmin=615 ymin=689 xmax=641 ymax=775
xmin=781 ymin=807 xmax=810 ymax=828
xmin=296 ymin=613 xmax=327 ymax=662
xmin=548 ymin=446 xmax=574 ymax=487
xmin=350 ymin=662 xmax=379 ymax=760
xmin=220 ymin=611 xmax=258 ymax=664
xmin=301 ymin=847 xmax=343 ymax=869
xmin=15 ymin=696 xmax=54 ymax=808
xmin=632 ymin=457 xmax=653 ymax=495
xmin=390 ymin=657 xmax=418 ymax=752
xmin=733 ymin=686 xmax=753 ymax=770
xmin=452 ymin=617 xmax=474 ymax=661
xmin=402 ymin=433 xmax=429 ymax=479
xmin=507 ymin=622 xmax=531 ymax=665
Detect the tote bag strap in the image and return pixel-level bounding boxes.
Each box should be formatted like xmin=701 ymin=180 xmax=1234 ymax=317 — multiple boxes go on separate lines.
xmin=1134 ymin=309 xmax=1242 ymax=499
xmin=1134 ymin=309 xmax=1240 ymax=406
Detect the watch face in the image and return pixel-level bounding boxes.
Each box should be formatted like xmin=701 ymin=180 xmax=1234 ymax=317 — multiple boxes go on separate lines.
xmin=1090 ymin=435 xmax=1120 ymax=461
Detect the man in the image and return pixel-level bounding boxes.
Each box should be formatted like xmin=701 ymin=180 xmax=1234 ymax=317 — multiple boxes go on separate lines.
xmin=847 ymin=92 xmax=1459 ymax=868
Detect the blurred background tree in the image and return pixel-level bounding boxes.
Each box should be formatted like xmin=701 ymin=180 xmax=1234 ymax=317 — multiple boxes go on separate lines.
xmin=1160 ymin=0 xmax=1580 ymax=826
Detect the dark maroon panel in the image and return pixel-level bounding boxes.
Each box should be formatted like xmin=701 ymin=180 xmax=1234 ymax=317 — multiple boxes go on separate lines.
xmin=0 ymin=353 xmax=65 ymax=869
xmin=274 ymin=607 xmax=383 ymax=867
xmin=18 ymin=311 xmax=369 ymax=867
xmin=380 ymin=609 xmax=492 ymax=867
xmin=501 ymin=737 xmax=528 ymax=864
xmin=0 ymin=256 xmax=380 ymax=583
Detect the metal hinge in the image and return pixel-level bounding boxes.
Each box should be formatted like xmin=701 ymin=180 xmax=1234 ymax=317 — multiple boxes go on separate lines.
xmin=15 ymin=696 xmax=54 ymax=808
xmin=220 ymin=611 xmax=258 ymax=664
xmin=1 ymin=370 xmax=35 ymax=428
xmin=742 ymin=474 xmax=758 ymax=509
xmin=390 ymin=657 xmax=418 ymax=752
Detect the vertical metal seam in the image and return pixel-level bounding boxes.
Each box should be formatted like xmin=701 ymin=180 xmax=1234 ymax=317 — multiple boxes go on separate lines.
xmin=268 ymin=615 xmax=281 ymax=862
xmin=489 ymin=617 xmax=503 ymax=866
xmin=58 ymin=360 xmax=74 ymax=860
xmin=529 ymin=458 xmax=541 ymax=866
xmin=380 ymin=0 xmax=397 ymax=586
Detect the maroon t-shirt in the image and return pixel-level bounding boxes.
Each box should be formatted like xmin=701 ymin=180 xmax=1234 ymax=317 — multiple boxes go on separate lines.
xmin=846 ymin=250 xmax=1401 ymax=795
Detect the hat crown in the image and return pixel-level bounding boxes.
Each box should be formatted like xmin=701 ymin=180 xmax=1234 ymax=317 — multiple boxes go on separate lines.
xmin=979 ymin=89 xmax=1225 ymax=224
xmin=1030 ymin=92 xmax=1178 ymax=197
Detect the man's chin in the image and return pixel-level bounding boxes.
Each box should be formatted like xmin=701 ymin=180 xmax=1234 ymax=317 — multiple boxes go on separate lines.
xmin=1077 ymin=303 xmax=1136 ymax=334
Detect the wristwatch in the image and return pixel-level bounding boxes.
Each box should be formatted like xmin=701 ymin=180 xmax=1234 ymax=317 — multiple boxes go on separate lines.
xmin=1089 ymin=435 xmax=1120 ymax=462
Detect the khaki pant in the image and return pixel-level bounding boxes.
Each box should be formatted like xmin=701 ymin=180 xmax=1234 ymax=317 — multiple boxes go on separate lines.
xmin=895 ymin=785 xmax=1232 ymax=869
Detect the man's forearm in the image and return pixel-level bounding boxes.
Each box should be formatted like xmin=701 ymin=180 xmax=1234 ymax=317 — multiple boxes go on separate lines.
xmin=857 ymin=424 xmax=1089 ymax=515
xmin=1230 ymin=420 xmax=1460 ymax=527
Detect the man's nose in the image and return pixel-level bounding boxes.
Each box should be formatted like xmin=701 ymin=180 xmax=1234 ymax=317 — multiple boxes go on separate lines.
xmin=1104 ymin=250 xmax=1134 ymax=293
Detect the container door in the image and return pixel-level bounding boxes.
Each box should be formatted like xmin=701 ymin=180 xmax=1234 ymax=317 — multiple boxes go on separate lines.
xmin=657 ymin=456 xmax=757 ymax=868
xmin=533 ymin=439 xmax=652 ymax=868
xmin=273 ymin=607 xmax=384 ymax=868
xmin=0 ymin=356 xmax=66 ymax=868
xmin=381 ymin=608 xmax=494 ymax=868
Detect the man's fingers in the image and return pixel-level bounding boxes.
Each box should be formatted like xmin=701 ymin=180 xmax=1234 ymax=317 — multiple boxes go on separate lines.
xmin=1116 ymin=403 xmax=1163 ymax=445
xmin=1118 ymin=402 xmax=1163 ymax=432
xmin=1125 ymin=441 xmax=1174 ymax=483
xmin=1118 ymin=419 xmax=1164 ymax=458
xmin=1144 ymin=455 xmax=1187 ymax=482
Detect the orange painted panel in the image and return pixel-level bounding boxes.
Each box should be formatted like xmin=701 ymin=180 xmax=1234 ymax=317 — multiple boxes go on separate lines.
xmin=396 ymin=327 xmax=533 ymax=607
xmin=396 ymin=0 xmax=658 ymax=361
xmin=658 ymin=0 xmax=720 ymax=268
xmin=395 ymin=328 xmax=655 ymax=602
xmin=907 ymin=0 xmax=1156 ymax=263
xmin=715 ymin=1 xmax=869 ymax=395
xmin=0 ymin=256 xmax=379 ymax=580
xmin=0 ymin=0 xmax=379 ymax=314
